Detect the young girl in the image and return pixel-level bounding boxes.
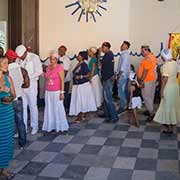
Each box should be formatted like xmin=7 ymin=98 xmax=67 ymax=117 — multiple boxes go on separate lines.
xmin=129 ymin=65 xmax=142 ymax=127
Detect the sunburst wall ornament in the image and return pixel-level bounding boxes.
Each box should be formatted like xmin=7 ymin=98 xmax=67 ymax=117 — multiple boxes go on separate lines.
xmin=65 ymin=0 xmax=108 ymax=22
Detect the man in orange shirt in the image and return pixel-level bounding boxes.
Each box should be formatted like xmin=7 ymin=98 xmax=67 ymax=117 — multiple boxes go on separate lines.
xmin=138 ymin=45 xmax=157 ymax=121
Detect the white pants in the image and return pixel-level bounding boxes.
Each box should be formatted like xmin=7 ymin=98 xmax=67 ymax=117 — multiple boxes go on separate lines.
xmin=141 ymin=81 xmax=156 ymax=114
xmin=22 ymin=81 xmax=39 ymax=131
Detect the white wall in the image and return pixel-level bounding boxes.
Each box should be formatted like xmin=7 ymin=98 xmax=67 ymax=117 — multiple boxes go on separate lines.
xmin=39 ymin=0 xmax=180 ymax=66
xmin=39 ymin=0 xmax=130 ymax=58
xmin=130 ymin=0 xmax=180 ymax=55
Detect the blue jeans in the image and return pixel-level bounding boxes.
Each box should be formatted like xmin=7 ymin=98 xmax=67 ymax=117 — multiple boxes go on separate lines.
xmin=118 ymin=77 xmax=129 ymax=110
xmin=102 ymin=77 xmax=118 ymax=120
xmin=13 ymin=98 xmax=27 ymax=147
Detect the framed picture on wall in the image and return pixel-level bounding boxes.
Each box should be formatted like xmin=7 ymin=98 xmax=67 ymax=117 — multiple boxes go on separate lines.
xmin=0 ymin=21 xmax=7 ymax=51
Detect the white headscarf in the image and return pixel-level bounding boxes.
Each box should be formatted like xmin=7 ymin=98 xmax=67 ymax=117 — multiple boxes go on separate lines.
xmin=50 ymin=50 xmax=59 ymax=60
xmin=129 ymin=71 xmax=139 ymax=86
xmin=161 ymin=48 xmax=172 ymax=61
xmin=15 ymin=45 xmax=27 ymax=57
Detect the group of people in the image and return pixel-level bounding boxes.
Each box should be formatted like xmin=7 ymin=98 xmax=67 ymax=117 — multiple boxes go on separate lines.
xmin=0 ymin=41 xmax=180 ymax=179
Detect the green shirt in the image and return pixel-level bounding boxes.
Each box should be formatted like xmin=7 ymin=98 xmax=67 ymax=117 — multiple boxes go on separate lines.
xmin=88 ymin=57 xmax=98 ymax=76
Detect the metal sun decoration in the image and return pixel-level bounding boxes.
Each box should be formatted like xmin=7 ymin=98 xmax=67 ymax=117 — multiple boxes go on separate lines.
xmin=65 ymin=0 xmax=107 ymax=22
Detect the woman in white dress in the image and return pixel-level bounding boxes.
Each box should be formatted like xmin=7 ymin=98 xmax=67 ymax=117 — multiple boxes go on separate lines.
xmin=69 ymin=51 xmax=97 ymax=123
xmin=88 ymin=47 xmax=103 ymax=108
xmin=42 ymin=51 xmax=69 ymax=133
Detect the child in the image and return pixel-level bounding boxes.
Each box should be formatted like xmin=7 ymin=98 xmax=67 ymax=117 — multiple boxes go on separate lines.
xmin=129 ymin=65 xmax=142 ymax=127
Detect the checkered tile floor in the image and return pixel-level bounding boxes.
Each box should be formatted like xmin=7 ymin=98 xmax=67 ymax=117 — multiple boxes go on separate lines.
xmin=7 ymin=112 xmax=180 ymax=180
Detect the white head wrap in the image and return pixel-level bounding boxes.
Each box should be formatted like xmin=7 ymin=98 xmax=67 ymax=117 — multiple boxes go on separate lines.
xmin=89 ymin=47 xmax=97 ymax=54
xmin=50 ymin=50 xmax=59 ymax=60
xmin=129 ymin=71 xmax=139 ymax=86
xmin=15 ymin=45 xmax=27 ymax=57
xmin=129 ymin=71 xmax=136 ymax=81
xmin=161 ymin=48 xmax=172 ymax=61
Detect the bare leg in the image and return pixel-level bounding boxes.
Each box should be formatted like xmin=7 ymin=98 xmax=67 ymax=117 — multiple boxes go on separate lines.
xmin=0 ymin=168 xmax=15 ymax=180
xmin=168 ymin=124 xmax=174 ymax=134
xmin=132 ymin=108 xmax=139 ymax=127
xmin=162 ymin=124 xmax=168 ymax=133
xmin=128 ymin=111 xmax=131 ymax=124
xmin=82 ymin=112 xmax=88 ymax=121
xmin=75 ymin=113 xmax=82 ymax=123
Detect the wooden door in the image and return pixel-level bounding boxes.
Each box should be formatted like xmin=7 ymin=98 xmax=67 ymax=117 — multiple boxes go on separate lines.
xmin=8 ymin=0 xmax=22 ymax=50
xmin=8 ymin=0 xmax=39 ymax=53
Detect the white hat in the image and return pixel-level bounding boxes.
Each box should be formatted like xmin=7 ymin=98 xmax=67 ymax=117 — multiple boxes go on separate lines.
xmin=129 ymin=71 xmax=139 ymax=86
xmin=129 ymin=71 xmax=136 ymax=81
xmin=161 ymin=48 xmax=172 ymax=61
xmin=15 ymin=45 xmax=27 ymax=57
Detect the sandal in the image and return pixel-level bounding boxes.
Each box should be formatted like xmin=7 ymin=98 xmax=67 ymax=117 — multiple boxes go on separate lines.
xmin=74 ymin=116 xmax=82 ymax=124
xmin=0 ymin=169 xmax=15 ymax=180
xmin=162 ymin=130 xmax=169 ymax=134
xmin=81 ymin=113 xmax=88 ymax=122
xmin=167 ymin=131 xmax=174 ymax=134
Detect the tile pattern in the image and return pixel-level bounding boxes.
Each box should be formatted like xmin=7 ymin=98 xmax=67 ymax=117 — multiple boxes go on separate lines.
xmin=9 ymin=112 xmax=180 ymax=180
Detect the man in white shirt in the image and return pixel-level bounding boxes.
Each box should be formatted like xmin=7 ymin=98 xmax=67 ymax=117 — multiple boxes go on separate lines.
xmin=15 ymin=45 xmax=43 ymax=135
xmin=116 ymin=41 xmax=131 ymax=114
xmin=58 ymin=45 xmax=71 ymax=112
xmin=6 ymin=49 xmax=30 ymax=148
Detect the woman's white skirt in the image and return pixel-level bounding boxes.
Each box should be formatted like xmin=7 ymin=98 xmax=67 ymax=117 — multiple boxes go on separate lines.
xmin=91 ymin=75 xmax=103 ymax=108
xmin=43 ymin=91 xmax=69 ymax=132
xmin=69 ymin=82 xmax=97 ymax=116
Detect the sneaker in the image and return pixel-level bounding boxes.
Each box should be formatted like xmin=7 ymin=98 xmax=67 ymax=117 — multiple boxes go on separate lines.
xmin=111 ymin=118 xmax=119 ymax=123
xmin=25 ymin=128 xmax=28 ymax=134
xmin=146 ymin=114 xmax=155 ymax=122
xmin=118 ymin=108 xmax=125 ymax=113
xmin=14 ymin=133 xmax=19 ymax=138
xmin=31 ymin=129 xmax=38 ymax=135
xmin=143 ymin=111 xmax=150 ymax=116
xmin=20 ymin=146 xmax=25 ymax=150
xmin=118 ymin=109 xmax=125 ymax=116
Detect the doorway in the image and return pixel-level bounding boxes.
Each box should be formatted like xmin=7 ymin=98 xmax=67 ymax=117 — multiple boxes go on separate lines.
xmin=2 ymin=0 xmax=39 ymax=53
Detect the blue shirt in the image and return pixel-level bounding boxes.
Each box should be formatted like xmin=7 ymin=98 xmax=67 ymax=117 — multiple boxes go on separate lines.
xmin=117 ymin=50 xmax=131 ymax=79
xmin=88 ymin=57 xmax=98 ymax=76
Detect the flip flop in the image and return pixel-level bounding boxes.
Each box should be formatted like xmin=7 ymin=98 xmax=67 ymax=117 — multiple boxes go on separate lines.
xmin=0 ymin=170 xmax=15 ymax=180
